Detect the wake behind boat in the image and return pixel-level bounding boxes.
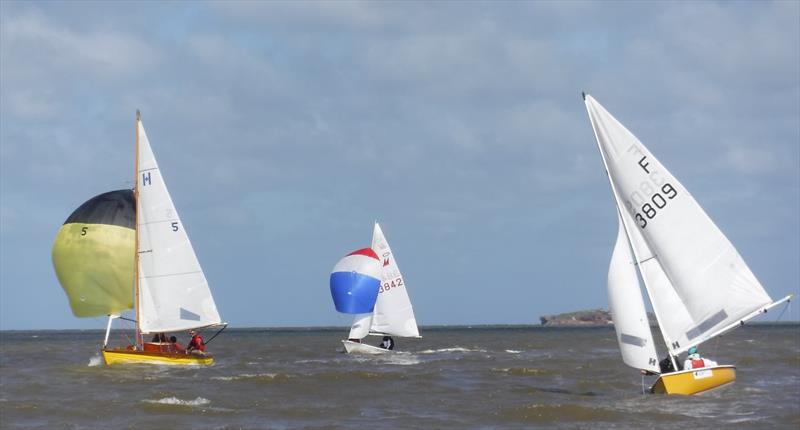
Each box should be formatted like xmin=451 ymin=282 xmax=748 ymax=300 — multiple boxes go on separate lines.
xmin=52 ymin=111 xmax=226 ymax=366
xmin=583 ymin=93 xmax=791 ymax=395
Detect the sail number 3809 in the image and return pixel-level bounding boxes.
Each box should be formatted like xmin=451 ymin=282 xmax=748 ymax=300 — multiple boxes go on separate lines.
xmin=635 ymin=183 xmax=677 ymax=228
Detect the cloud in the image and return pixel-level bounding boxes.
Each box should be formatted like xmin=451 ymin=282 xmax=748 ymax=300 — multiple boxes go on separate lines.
xmin=0 ymin=10 xmax=160 ymax=85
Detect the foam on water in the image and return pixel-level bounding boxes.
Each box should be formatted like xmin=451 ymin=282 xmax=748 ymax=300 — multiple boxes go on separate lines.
xmin=211 ymin=373 xmax=291 ymax=381
xmin=144 ymin=397 xmax=210 ymax=406
xmin=87 ymin=355 xmax=103 ymax=367
xmin=419 ymin=347 xmax=486 ymax=354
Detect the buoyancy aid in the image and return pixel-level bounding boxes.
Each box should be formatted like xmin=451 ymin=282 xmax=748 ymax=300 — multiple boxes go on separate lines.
xmin=691 ymin=358 xmax=705 ymax=368
xmin=190 ymin=334 xmax=205 ymax=351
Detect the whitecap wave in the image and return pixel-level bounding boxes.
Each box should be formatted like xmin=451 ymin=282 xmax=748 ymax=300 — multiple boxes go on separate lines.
xmin=211 ymin=373 xmax=285 ymax=381
xmin=144 ymin=397 xmax=210 ymax=406
xmin=419 ymin=347 xmax=486 ymax=354
xmin=88 ymin=355 xmax=104 ymax=367
xmin=505 ymin=349 xmax=522 ymax=354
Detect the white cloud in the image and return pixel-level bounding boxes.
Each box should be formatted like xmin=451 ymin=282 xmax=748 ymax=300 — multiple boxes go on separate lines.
xmin=1 ymin=11 xmax=160 ymax=83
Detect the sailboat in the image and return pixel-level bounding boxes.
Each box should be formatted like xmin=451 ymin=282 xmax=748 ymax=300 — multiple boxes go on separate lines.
xmin=583 ymin=93 xmax=792 ymax=395
xmin=52 ymin=111 xmax=226 ymax=366
xmin=332 ymin=223 xmax=421 ymax=354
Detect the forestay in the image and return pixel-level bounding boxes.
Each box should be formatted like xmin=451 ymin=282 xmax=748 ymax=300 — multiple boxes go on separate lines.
xmin=608 ymin=216 xmax=659 ymax=373
xmin=369 ymin=223 xmax=420 ymax=338
xmin=585 ymin=94 xmax=773 ymax=354
xmin=136 ymin=119 xmax=222 ymax=334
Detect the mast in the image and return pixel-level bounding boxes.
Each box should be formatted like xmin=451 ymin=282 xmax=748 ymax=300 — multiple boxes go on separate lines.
xmin=134 ymin=110 xmax=142 ymax=347
xmin=583 ymin=93 xmax=678 ymax=370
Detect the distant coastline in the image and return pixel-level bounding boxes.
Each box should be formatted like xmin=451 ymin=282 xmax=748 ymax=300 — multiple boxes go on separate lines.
xmin=1 ymin=321 xmax=797 ymax=333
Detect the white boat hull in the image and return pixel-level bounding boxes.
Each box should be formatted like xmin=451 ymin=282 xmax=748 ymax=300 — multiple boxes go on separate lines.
xmin=342 ymin=340 xmax=392 ymax=354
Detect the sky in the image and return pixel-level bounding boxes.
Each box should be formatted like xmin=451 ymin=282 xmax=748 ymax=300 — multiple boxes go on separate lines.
xmin=1 ymin=0 xmax=798 ymax=331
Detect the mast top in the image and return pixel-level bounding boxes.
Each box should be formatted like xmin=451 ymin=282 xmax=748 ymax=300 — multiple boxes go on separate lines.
xmin=136 ymin=110 xmax=141 ymax=121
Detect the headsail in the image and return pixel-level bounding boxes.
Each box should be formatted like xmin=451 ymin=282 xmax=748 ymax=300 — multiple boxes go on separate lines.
xmin=608 ymin=215 xmax=659 ymax=373
xmin=330 ymin=248 xmax=382 ymax=314
xmin=369 ymin=223 xmax=420 ymax=337
xmin=136 ymin=118 xmax=222 ymax=334
xmin=52 ymin=190 xmax=135 ymax=317
xmin=348 ymin=313 xmax=373 ymax=339
xmin=585 ymin=94 xmax=775 ymax=354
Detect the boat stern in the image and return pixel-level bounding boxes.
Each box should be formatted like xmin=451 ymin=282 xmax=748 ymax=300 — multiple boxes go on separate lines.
xmin=341 ymin=340 xmax=391 ymax=355
xmin=651 ymin=365 xmax=736 ymax=395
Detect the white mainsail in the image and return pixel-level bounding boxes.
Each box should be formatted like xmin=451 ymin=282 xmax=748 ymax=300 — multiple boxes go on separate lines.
xmin=136 ymin=118 xmax=222 ymax=334
xmin=369 ymin=223 xmax=420 ymax=338
xmin=608 ymin=216 xmax=659 ymax=373
xmin=585 ymin=94 xmax=777 ymax=355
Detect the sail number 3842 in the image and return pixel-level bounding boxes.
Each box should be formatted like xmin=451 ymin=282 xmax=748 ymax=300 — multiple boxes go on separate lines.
xmin=379 ymin=277 xmax=404 ymax=294
xmin=635 ymin=183 xmax=677 ymax=228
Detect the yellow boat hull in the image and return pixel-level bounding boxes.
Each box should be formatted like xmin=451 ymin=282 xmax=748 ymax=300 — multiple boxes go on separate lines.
xmin=651 ymin=365 xmax=736 ymax=395
xmin=102 ymin=348 xmax=214 ymax=366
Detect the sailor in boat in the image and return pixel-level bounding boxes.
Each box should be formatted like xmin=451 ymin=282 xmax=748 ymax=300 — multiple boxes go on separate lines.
xmin=187 ymin=330 xmax=207 ymax=355
xmin=379 ymin=336 xmax=395 ymax=350
xmin=683 ymin=346 xmax=717 ymax=370
xmin=169 ymin=336 xmax=185 ymax=354
xmin=659 ymin=355 xmax=684 ymax=373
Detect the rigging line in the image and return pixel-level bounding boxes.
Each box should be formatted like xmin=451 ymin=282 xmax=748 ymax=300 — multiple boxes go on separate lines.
xmin=203 ymin=324 xmax=228 ymax=346
xmin=774 ymin=299 xmax=790 ymax=323
xmin=641 ymin=374 xmax=646 ymax=395
xmin=140 ymin=270 xmax=202 ymax=279
xmin=138 ymin=219 xmax=178 ymax=226
xmin=766 ymin=299 xmax=792 ymax=346
xmin=637 ymin=255 xmax=657 ymax=265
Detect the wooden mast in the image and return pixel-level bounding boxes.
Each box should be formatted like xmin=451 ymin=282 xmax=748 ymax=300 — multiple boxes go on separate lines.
xmin=134 ymin=110 xmax=142 ymax=347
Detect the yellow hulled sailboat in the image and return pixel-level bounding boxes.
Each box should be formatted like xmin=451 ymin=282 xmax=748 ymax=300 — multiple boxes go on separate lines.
xmin=53 ymin=112 xmax=226 ymax=366
xmin=583 ymin=93 xmax=791 ymax=395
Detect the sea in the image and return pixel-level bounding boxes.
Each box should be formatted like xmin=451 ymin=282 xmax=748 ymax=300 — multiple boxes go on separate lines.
xmin=1 ymin=325 xmax=798 ymax=429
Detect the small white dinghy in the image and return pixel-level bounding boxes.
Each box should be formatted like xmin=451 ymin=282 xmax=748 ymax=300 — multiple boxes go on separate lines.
xmin=332 ymin=223 xmax=421 ymax=354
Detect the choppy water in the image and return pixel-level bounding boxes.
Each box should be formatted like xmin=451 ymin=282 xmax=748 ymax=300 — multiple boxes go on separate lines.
xmin=1 ymin=325 xmax=798 ymax=429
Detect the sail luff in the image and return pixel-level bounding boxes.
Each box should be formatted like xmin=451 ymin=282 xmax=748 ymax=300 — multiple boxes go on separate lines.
xmin=134 ymin=111 xmax=142 ymax=344
xmin=584 ymin=94 xmax=677 ymax=356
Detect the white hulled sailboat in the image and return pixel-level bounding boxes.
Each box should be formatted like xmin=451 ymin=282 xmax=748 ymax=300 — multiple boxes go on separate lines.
xmin=342 ymin=222 xmax=421 ymax=354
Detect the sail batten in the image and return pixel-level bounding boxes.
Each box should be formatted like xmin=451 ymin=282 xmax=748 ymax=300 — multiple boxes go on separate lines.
xmin=585 ymin=94 xmax=776 ymax=355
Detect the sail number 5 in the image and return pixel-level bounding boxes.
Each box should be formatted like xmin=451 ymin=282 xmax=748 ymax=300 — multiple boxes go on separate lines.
xmin=634 ymin=183 xmax=677 ymax=228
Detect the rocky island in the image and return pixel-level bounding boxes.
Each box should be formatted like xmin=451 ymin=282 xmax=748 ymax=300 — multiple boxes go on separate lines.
xmin=539 ymin=309 xmax=658 ymax=326
xmin=539 ymin=309 xmax=612 ymax=326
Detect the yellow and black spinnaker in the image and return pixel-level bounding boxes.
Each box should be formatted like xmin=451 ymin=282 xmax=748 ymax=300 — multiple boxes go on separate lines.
xmin=52 ymin=190 xmax=135 ymax=317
